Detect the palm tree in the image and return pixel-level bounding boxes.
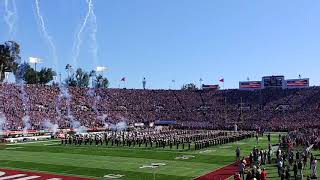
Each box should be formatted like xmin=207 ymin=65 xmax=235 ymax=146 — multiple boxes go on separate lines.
xmin=65 ymin=64 xmax=72 ymax=80
xmin=89 ymin=70 xmax=97 ymax=88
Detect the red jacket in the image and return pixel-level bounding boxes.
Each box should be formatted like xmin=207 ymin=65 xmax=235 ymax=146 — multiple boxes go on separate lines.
xmin=261 ymin=171 xmax=267 ymax=180
xmin=234 ymin=174 xmax=241 ymax=180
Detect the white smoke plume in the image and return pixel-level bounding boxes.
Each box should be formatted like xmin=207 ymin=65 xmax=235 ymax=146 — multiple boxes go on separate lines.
xmin=59 ymin=85 xmax=71 ymax=116
xmin=22 ymin=115 xmax=31 ymax=135
xmin=97 ymin=114 xmax=108 ymax=121
xmin=97 ymin=114 xmax=109 ymax=128
xmin=88 ymin=1 xmax=98 ymax=67
xmin=0 ymin=113 xmax=7 ymax=135
xmin=70 ymin=116 xmax=88 ymax=134
xmin=72 ymin=0 xmax=94 ymax=68
xmin=115 ymin=121 xmax=127 ymax=131
xmin=43 ymin=119 xmax=59 ymax=134
xmin=4 ymin=0 xmax=18 ymax=38
xmin=34 ymin=0 xmax=58 ymax=68
xmin=18 ymin=82 xmax=31 ymax=135
xmin=77 ymin=126 xmax=88 ymax=134
xmin=109 ymin=121 xmax=127 ymax=132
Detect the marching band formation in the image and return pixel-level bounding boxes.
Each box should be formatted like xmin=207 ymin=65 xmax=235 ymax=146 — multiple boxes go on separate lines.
xmin=60 ymin=129 xmax=255 ymax=150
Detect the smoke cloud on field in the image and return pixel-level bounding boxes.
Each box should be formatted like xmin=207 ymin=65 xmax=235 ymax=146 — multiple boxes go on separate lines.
xmin=43 ymin=119 xmax=59 ymax=134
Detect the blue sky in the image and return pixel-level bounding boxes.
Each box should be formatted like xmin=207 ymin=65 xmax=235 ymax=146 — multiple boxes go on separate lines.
xmin=1 ymin=0 xmax=320 ymax=89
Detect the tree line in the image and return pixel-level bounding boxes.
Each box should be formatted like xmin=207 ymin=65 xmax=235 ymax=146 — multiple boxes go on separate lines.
xmin=0 ymin=41 xmax=109 ymax=88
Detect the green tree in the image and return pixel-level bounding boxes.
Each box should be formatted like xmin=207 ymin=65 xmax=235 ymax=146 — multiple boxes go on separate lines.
xmin=24 ymin=66 xmax=37 ymax=84
xmin=75 ymin=68 xmax=89 ymax=87
xmin=15 ymin=62 xmax=56 ymax=84
xmin=0 ymin=41 xmax=21 ymax=81
xmin=95 ymin=74 xmax=109 ymax=88
xmin=38 ymin=68 xmax=56 ymax=84
xmin=181 ymin=83 xmax=198 ymax=90
xmin=65 ymin=68 xmax=89 ymax=87
xmin=65 ymin=75 xmax=77 ymax=86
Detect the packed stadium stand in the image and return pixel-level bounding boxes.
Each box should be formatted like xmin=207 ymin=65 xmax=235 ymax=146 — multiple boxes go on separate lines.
xmin=1 ymin=83 xmax=320 ymax=131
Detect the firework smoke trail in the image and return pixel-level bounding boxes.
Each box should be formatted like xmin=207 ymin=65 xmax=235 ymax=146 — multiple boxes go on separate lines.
xmin=83 ymin=0 xmax=101 ymax=121
xmin=72 ymin=0 xmax=94 ymax=68
xmin=4 ymin=0 xmax=18 ymax=38
xmin=34 ymin=0 xmax=58 ymax=68
xmin=87 ymin=1 xmax=102 ymax=116
xmin=89 ymin=2 xmax=98 ymax=67
xmin=19 ymin=82 xmax=31 ymax=135
xmin=34 ymin=0 xmax=63 ymax=126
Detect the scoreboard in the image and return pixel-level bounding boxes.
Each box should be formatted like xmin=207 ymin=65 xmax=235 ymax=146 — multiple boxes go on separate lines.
xmin=262 ymin=76 xmax=285 ymax=88
xmin=239 ymin=75 xmax=309 ymax=90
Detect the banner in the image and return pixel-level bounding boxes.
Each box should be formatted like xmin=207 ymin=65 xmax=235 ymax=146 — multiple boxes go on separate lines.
xmin=239 ymin=81 xmax=261 ymax=90
xmin=286 ymin=79 xmax=309 ymax=89
xmin=202 ymin=84 xmax=219 ymax=90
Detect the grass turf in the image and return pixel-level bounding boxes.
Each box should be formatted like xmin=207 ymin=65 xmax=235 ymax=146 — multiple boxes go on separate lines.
xmin=0 ymin=133 xmax=280 ymax=180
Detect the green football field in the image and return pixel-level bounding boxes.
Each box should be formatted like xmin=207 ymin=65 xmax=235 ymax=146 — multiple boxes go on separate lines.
xmin=0 ymin=133 xmax=282 ymax=180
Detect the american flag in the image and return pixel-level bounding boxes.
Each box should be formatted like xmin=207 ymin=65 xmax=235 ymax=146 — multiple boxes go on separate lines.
xmin=240 ymin=81 xmax=261 ymax=89
xmin=286 ymin=79 xmax=308 ymax=87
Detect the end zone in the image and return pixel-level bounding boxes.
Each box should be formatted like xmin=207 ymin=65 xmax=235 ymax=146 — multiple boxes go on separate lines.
xmin=0 ymin=169 xmax=95 ymax=180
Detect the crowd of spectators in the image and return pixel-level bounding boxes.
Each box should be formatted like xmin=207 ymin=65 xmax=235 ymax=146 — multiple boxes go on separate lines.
xmin=1 ymin=83 xmax=320 ymax=131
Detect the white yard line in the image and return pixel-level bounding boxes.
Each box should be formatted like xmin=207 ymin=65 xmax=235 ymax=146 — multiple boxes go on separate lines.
xmin=6 ymin=140 xmax=58 ymax=146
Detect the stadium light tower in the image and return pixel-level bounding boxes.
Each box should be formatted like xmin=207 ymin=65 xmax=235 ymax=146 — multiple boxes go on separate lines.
xmin=29 ymin=57 xmax=42 ymax=70
xmin=29 ymin=57 xmax=43 ymax=83
xmin=96 ymin=66 xmax=107 ymax=74
xmin=95 ymin=66 xmax=107 ymax=88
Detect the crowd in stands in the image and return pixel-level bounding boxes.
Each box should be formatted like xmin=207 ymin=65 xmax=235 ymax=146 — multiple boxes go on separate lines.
xmin=235 ymin=130 xmax=320 ymax=180
xmin=1 ymin=83 xmax=320 ymax=131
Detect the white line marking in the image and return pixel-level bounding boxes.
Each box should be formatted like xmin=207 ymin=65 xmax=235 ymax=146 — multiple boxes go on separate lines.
xmin=0 ymin=174 xmax=27 ymax=180
xmin=43 ymin=144 xmax=57 ymax=146
xmin=6 ymin=140 xmax=58 ymax=146
xmin=5 ymin=147 xmax=24 ymax=150
xmin=14 ymin=176 xmax=41 ymax=180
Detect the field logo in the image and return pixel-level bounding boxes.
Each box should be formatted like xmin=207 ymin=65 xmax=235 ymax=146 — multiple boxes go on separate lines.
xmin=140 ymin=162 xmax=166 ymax=169
xmin=219 ymin=146 xmax=232 ymax=149
xmin=175 ymin=155 xmax=195 ymax=160
xmin=199 ymin=150 xmax=216 ymax=154
xmin=103 ymin=174 xmax=124 ymax=179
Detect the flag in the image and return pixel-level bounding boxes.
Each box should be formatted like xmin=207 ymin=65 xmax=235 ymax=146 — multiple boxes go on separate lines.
xmin=286 ymin=79 xmax=308 ymax=87
xmin=240 ymin=81 xmax=261 ymax=89
xmin=219 ymin=78 xmax=224 ymax=83
xmin=121 ymin=77 xmax=126 ymax=81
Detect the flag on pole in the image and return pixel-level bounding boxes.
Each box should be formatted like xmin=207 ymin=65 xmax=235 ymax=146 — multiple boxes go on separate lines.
xmin=121 ymin=77 xmax=126 ymax=81
xmin=219 ymin=78 xmax=224 ymax=83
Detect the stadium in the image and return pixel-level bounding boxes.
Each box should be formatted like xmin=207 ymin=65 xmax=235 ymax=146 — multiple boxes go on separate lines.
xmin=1 ymin=0 xmax=320 ymax=180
